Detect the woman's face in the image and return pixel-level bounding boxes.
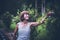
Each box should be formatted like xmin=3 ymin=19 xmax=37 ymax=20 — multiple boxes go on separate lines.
xmin=24 ymin=13 xmax=29 ymax=20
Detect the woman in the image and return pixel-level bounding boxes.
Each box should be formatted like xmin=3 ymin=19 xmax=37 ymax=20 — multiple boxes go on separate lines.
xmin=13 ymin=11 xmax=46 ymax=40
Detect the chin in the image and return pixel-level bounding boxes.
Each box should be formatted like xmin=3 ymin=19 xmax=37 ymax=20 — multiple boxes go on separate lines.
xmin=25 ymin=18 xmax=29 ymax=19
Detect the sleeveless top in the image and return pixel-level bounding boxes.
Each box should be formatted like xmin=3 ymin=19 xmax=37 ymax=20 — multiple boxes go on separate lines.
xmin=17 ymin=22 xmax=31 ymax=40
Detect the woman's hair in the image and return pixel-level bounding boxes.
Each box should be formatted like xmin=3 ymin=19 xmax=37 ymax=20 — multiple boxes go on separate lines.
xmin=20 ymin=11 xmax=29 ymax=21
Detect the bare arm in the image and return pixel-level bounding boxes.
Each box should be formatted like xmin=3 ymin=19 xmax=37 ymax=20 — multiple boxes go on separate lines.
xmin=30 ymin=22 xmax=40 ymax=26
xmin=30 ymin=16 xmax=47 ymax=26
xmin=13 ymin=24 xmax=18 ymax=36
xmin=30 ymin=11 xmax=52 ymax=27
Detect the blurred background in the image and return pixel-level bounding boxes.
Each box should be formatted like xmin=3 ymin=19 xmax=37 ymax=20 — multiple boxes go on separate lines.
xmin=0 ymin=0 xmax=60 ymax=40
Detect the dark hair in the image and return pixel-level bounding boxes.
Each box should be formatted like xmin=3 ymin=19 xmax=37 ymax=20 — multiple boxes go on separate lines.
xmin=20 ymin=13 xmax=30 ymax=21
xmin=20 ymin=11 xmax=30 ymax=21
xmin=20 ymin=13 xmax=24 ymax=21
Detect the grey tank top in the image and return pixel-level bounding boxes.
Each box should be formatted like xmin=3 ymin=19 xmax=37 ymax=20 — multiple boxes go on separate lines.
xmin=17 ymin=22 xmax=31 ymax=40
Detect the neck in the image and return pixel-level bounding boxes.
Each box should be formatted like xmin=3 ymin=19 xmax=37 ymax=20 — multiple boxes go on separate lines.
xmin=23 ymin=20 xmax=28 ymax=24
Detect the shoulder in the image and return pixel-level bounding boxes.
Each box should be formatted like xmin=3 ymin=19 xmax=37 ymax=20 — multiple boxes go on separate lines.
xmin=28 ymin=22 xmax=37 ymax=25
xmin=16 ymin=22 xmax=22 ymax=26
xmin=28 ymin=22 xmax=32 ymax=24
xmin=17 ymin=22 xmax=22 ymax=24
xmin=16 ymin=22 xmax=22 ymax=27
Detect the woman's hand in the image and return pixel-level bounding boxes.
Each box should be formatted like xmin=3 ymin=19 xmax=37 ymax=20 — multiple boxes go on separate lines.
xmin=40 ymin=17 xmax=45 ymax=24
xmin=10 ymin=33 xmax=15 ymax=38
xmin=12 ymin=33 xmax=15 ymax=37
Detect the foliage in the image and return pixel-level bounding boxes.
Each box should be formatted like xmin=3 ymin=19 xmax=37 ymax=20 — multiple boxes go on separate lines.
xmin=10 ymin=10 xmax=20 ymax=30
xmin=0 ymin=0 xmax=60 ymax=40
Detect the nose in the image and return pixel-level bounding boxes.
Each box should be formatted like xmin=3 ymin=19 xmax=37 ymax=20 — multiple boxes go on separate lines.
xmin=27 ymin=14 xmax=29 ymax=16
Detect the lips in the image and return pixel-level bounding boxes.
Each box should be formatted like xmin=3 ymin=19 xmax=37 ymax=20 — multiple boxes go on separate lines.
xmin=25 ymin=17 xmax=29 ymax=19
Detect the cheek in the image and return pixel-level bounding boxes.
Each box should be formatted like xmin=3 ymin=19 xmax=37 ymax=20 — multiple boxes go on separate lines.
xmin=24 ymin=14 xmax=27 ymax=18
